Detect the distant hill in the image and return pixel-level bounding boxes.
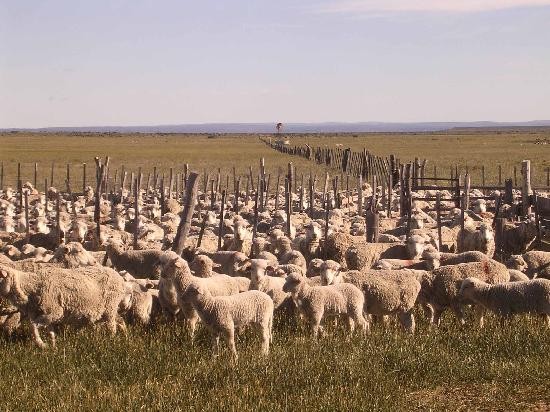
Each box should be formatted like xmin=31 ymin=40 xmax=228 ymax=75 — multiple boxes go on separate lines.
xmin=3 ymin=121 xmax=550 ymax=134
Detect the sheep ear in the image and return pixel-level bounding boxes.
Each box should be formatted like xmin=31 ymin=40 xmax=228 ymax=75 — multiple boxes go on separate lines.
xmin=0 ymin=269 xmax=8 ymax=278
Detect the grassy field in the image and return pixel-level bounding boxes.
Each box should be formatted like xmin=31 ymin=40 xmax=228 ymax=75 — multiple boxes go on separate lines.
xmin=1 ymin=129 xmax=549 ymax=189
xmin=1 ymin=129 xmax=550 ymax=410
xmin=0 ymin=314 xmax=548 ymax=410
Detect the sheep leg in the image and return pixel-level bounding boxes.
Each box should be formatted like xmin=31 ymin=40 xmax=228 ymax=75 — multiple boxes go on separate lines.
xmin=354 ymin=312 xmax=369 ymax=336
xmin=398 ymin=311 xmax=415 ymax=334
xmin=422 ymin=303 xmax=434 ymax=323
xmin=48 ymin=328 xmax=56 ymax=347
xmin=451 ymin=304 xmax=466 ymax=326
xmin=473 ymin=306 xmax=486 ymax=329
xmin=211 ymin=333 xmax=220 ymax=357
xmin=224 ymin=328 xmax=238 ymax=360
xmin=261 ymin=324 xmax=270 ymax=356
xmin=543 ymin=314 xmax=550 ymax=328
xmin=30 ymin=322 xmax=47 ymax=348
xmin=346 ymin=316 xmax=355 ymax=336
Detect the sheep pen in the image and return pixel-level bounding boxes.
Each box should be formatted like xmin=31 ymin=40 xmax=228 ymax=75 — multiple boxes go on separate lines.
xmin=0 ymin=131 xmax=549 ymax=411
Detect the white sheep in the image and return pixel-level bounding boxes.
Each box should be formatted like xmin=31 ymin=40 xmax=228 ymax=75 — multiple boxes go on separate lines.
xmin=282 ymin=272 xmax=368 ymax=338
xmin=418 ymin=260 xmax=510 ymax=326
xmin=457 ymin=222 xmax=495 ymax=258
xmin=459 ymin=277 xmax=550 ymax=327
xmin=185 ymin=284 xmax=274 ymax=359
xmin=158 ymin=251 xmax=241 ymax=337
xmin=248 ymin=259 xmax=291 ymax=310
xmin=320 ymin=260 xmax=421 ymax=333
xmin=0 ymin=264 xmax=126 ymax=347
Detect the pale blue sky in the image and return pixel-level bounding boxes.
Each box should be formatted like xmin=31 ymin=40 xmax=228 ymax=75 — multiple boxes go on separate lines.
xmin=1 ymin=0 xmax=549 ymax=128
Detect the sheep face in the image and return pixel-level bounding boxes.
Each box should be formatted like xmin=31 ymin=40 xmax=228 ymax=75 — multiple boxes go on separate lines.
xmin=249 ymin=259 xmax=269 ymax=286
xmin=190 ymin=255 xmax=213 ymax=277
xmin=0 ymin=268 xmax=17 ymax=299
xmin=282 ymin=273 xmax=304 ymax=293
xmin=68 ymin=221 xmax=88 ymax=243
xmin=479 ymin=223 xmax=494 ymax=243
xmin=252 ymin=238 xmax=268 ymax=256
xmin=473 ymin=199 xmax=487 ymax=214
xmin=159 ymin=251 xmax=190 ymax=278
xmin=0 ymin=216 xmax=15 ymax=232
xmin=458 ymin=277 xmax=485 ymax=301
xmin=406 ymin=235 xmax=428 ymax=260
xmin=234 ymin=223 xmax=251 ymax=242
xmin=320 ymin=260 xmax=341 ymax=286
xmin=305 ymin=223 xmax=322 ymax=242
xmin=306 ymin=259 xmax=324 ymax=277
xmin=506 ymin=255 xmax=526 ymax=271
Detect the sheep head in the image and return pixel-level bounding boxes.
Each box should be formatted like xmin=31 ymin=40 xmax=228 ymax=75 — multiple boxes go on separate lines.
xmin=320 ymin=260 xmax=341 ymax=285
xmin=306 ymin=258 xmax=324 ymax=277
xmin=305 ymin=222 xmax=322 ymax=242
xmin=458 ymin=277 xmax=486 ymax=301
xmin=282 ymin=272 xmax=305 ymax=293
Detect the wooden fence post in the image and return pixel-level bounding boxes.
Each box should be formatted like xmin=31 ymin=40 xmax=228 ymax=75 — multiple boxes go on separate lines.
xmin=436 ymin=192 xmax=443 ymax=250
xmin=173 ymin=172 xmax=200 ymax=255
xmin=521 ymin=160 xmax=532 ymax=216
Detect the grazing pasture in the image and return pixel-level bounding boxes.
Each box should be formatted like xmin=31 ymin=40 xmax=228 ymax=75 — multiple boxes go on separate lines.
xmin=0 ymin=129 xmax=549 ymax=411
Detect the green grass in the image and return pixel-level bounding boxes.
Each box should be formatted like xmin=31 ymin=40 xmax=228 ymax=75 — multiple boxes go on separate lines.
xmin=0 ymin=313 xmax=548 ymax=411
xmin=1 ymin=129 xmax=549 ymax=190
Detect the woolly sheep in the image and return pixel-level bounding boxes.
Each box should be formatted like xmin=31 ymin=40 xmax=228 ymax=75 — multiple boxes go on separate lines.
xmin=282 ymin=272 xmax=368 ymax=338
xmin=276 ymin=236 xmax=307 ymax=273
xmin=507 ymin=251 xmax=550 ymax=279
xmin=248 ymin=259 xmax=290 ymax=310
xmin=189 ymin=254 xmax=251 ymax=291
xmin=459 ymin=277 xmax=550 ymax=327
xmin=457 ymin=222 xmax=495 ymax=258
xmin=52 ymin=242 xmax=97 ymax=268
xmin=105 ymin=241 xmax=164 ymax=279
xmin=185 ymin=284 xmax=273 ymax=359
xmin=0 ymin=264 xmax=126 ymax=347
xmin=158 ymin=251 xmax=241 ymax=336
xmin=418 ymin=260 xmax=510 ymax=326
xmin=508 ymin=269 xmax=530 ymax=282
xmin=320 ymin=260 xmax=421 ymax=333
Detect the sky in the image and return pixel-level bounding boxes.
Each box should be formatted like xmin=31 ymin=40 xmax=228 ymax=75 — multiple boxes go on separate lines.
xmin=1 ymin=0 xmax=549 ymax=128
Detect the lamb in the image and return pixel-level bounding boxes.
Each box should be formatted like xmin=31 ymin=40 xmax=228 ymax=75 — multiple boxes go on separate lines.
xmin=248 ymin=259 xmax=291 ymax=310
xmin=506 ymin=251 xmax=550 ymax=279
xmin=320 ymin=260 xmax=421 ymax=333
xmin=459 ymin=277 xmax=550 ymax=327
xmin=119 ymin=285 xmax=161 ymax=326
xmin=190 ymin=254 xmax=250 ymax=292
xmin=499 ymin=218 xmax=538 ymax=256
xmin=105 ymin=241 xmax=164 ymax=279
xmin=418 ymin=260 xmax=510 ymax=326
xmin=52 ymin=242 xmax=97 ymax=268
xmin=345 ymin=242 xmax=409 ymax=271
xmin=295 ymin=222 xmax=322 ymax=262
xmin=457 ymin=222 xmax=495 ymax=258
xmin=185 ymin=284 xmax=273 ymax=359
xmin=201 ymin=250 xmax=249 ymax=277
xmin=224 ymin=218 xmax=252 ymax=256
xmin=0 ymin=264 xmax=126 ymax=347
xmin=276 ymin=236 xmax=307 ymax=273
xmin=158 ymin=251 xmax=241 ymax=335
xmin=282 ymin=272 xmax=368 ymax=338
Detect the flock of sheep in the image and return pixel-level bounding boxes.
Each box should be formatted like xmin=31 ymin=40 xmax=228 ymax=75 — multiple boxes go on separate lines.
xmin=0 ymin=174 xmax=549 ymax=359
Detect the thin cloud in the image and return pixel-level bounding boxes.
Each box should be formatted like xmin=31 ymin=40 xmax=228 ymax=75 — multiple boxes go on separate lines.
xmin=316 ymin=0 xmax=550 ymax=14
